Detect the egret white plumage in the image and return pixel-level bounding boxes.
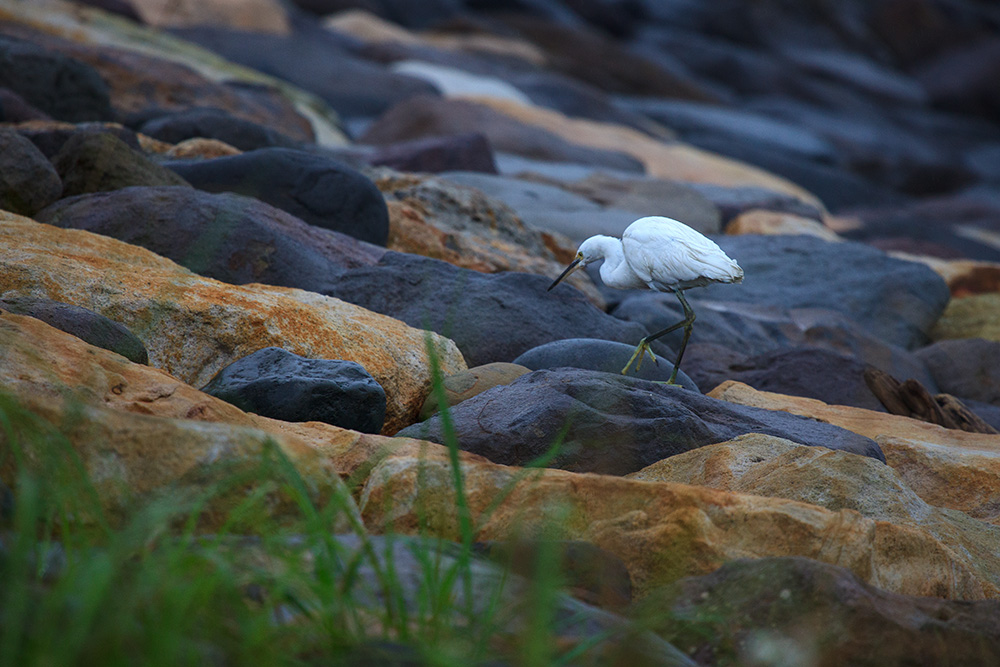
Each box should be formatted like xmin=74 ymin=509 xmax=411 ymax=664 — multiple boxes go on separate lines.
xmin=548 ymin=216 xmax=744 ymax=385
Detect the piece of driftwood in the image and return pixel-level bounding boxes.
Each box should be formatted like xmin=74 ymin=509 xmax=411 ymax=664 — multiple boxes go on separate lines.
xmin=864 ymin=366 xmax=999 ymax=435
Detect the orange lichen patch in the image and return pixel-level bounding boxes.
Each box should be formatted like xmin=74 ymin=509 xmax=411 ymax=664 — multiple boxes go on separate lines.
xmin=0 ymin=213 xmax=466 ymax=433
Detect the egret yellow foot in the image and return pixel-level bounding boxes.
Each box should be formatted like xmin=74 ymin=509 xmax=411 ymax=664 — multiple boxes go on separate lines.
xmin=621 ymin=339 xmax=656 ymax=375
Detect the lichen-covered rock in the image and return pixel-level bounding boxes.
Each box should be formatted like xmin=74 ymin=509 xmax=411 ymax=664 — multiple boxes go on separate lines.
xmin=0 ymin=211 xmax=465 ymax=433
xmin=709 ymin=381 xmax=1000 ymax=525
xmin=360 ymin=450 xmax=997 ymax=600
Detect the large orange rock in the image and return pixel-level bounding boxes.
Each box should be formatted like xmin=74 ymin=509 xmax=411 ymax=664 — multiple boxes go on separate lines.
xmin=725 ymin=209 xmax=842 ymax=241
xmin=360 ymin=450 xmax=996 ymax=600
xmin=708 ymin=382 xmax=1000 ymax=525
xmin=127 ymin=0 xmax=291 ymax=33
xmin=469 ymin=97 xmax=823 ymax=208
xmin=0 ymin=212 xmax=466 ymax=433
xmin=0 ymin=311 xmax=354 ymax=529
xmin=628 ymin=433 xmax=1000 ymax=596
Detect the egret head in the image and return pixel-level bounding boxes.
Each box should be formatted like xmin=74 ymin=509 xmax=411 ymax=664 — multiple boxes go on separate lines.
xmin=547 ymin=238 xmax=606 ymax=291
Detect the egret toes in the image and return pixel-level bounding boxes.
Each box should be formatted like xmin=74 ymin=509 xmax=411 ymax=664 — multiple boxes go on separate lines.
xmin=621 ymin=339 xmax=658 ymax=375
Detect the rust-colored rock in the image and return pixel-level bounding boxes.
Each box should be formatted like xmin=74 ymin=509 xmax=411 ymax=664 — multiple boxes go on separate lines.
xmin=360 ymin=451 xmax=996 ymax=600
xmin=725 ymin=209 xmax=841 ymax=241
xmin=709 ymin=382 xmax=1000 ymax=525
xmin=374 ymin=169 xmax=604 ymax=306
xmin=628 ymin=433 xmax=1000 ymax=596
xmin=0 ymin=311 xmax=354 ymax=530
xmin=0 ymin=211 xmax=466 ymax=433
xmin=127 ymin=0 xmax=291 ymax=33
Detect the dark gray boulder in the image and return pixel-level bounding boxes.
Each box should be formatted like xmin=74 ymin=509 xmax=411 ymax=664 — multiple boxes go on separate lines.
xmin=513 ymin=338 xmax=699 ymax=392
xmin=701 ymin=235 xmax=951 ymax=349
xmin=682 ymin=344 xmax=886 ymax=411
xmin=0 ymin=36 xmax=112 ymax=122
xmin=611 ymin=296 xmax=938 ymax=390
xmin=201 ymin=347 xmax=386 ymax=433
xmin=139 ymin=107 xmax=301 ymax=151
xmin=0 ymin=128 xmax=61 ymax=216
xmin=397 ymin=368 xmax=884 ymax=475
xmin=166 ymin=148 xmax=390 ymax=246
xmin=35 ymin=186 xmax=385 ymax=291
xmin=323 ymin=252 xmax=666 ymax=368
xmin=0 ymin=296 xmax=148 ymax=364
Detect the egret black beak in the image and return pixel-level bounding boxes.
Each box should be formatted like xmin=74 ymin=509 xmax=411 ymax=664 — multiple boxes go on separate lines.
xmin=548 ymin=258 xmax=583 ymax=291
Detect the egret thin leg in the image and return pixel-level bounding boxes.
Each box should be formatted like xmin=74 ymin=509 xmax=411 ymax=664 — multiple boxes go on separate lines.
xmin=620 ymin=290 xmax=696 ymax=384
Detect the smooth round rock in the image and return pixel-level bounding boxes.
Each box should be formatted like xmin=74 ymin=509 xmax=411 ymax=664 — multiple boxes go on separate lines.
xmin=513 ymin=338 xmax=699 ymax=392
xmin=201 ymin=347 xmax=386 ymax=433
xmin=0 ymin=128 xmax=61 ymax=215
xmin=52 ymin=132 xmax=191 ymax=197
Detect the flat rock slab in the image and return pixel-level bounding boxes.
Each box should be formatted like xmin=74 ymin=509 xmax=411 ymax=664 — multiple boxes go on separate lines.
xmin=398 ymin=368 xmax=884 ymax=475
xmin=166 ymin=148 xmax=390 ymax=245
xmin=324 ymin=251 xmax=664 ymax=367
xmin=201 ymin=347 xmax=386 ymax=434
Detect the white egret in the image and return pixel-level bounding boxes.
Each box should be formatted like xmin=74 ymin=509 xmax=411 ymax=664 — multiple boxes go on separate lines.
xmin=548 ymin=216 xmax=743 ymax=385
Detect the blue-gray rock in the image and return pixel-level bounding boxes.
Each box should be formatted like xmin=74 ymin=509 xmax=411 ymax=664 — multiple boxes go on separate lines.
xmin=166 ymin=148 xmax=390 ymax=246
xmin=139 ymin=107 xmax=301 ymax=151
xmin=682 ymin=344 xmax=886 ymax=411
xmin=15 ymin=123 xmax=142 ymax=159
xmin=172 ymin=24 xmax=439 ymax=120
xmin=35 ymin=186 xmax=385 ymax=292
xmin=619 ymin=97 xmax=838 ymax=162
xmin=323 ymin=251 xmax=667 ymax=368
xmin=701 ymin=235 xmax=950 ymax=349
xmin=0 ymin=87 xmax=51 ymax=122
xmin=201 ymin=347 xmax=386 ymax=433
xmin=916 ymin=338 xmax=1000 ymax=407
xmin=398 ymin=368 xmax=884 ymax=475
xmin=611 ymin=296 xmax=937 ymax=389
xmin=0 ymin=296 xmax=148 ymax=364
xmin=52 ymin=132 xmax=192 ymax=197
xmin=0 ymin=128 xmax=61 ymax=216
xmin=683 ymin=183 xmax=824 ymax=223
xmin=0 ymin=36 xmax=112 ymax=122
xmin=513 ymin=338 xmax=699 ymax=392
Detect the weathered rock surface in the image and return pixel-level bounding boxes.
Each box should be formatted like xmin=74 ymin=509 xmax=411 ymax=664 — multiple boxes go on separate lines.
xmin=0 ymin=211 xmax=465 ymax=432
xmin=0 ymin=310 xmax=354 ymax=530
xmin=637 ymin=557 xmax=1000 ymax=666
xmin=201 ymin=347 xmax=387 ymax=434
xmin=725 ymin=209 xmax=841 ymax=241
xmin=0 ymin=127 xmax=61 ymax=215
xmin=709 ymin=382 xmax=1000 ymax=526
xmin=324 ymin=252 xmax=660 ymax=368
xmin=931 ymin=294 xmax=1000 ymax=342
xmin=370 ymin=168 xmax=602 ymax=303
xmin=166 ymin=148 xmax=390 ymax=245
xmin=52 ymin=132 xmax=191 ymax=196
xmin=35 ymin=186 xmax=385 ymax=293
xmin=629 ymin=433 xmax=1000 ymax=595
xmin=398 ymin=368 xmax=883 ymax=475
xmin=360 ymin=450 xmax=994 ymax=600
xmin=418 ymin=362 xmax=530 ymax=421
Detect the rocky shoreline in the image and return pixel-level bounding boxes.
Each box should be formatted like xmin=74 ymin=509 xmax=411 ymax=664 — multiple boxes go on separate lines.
xmin=2 ymin=0 xmax=1000 ymax=663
